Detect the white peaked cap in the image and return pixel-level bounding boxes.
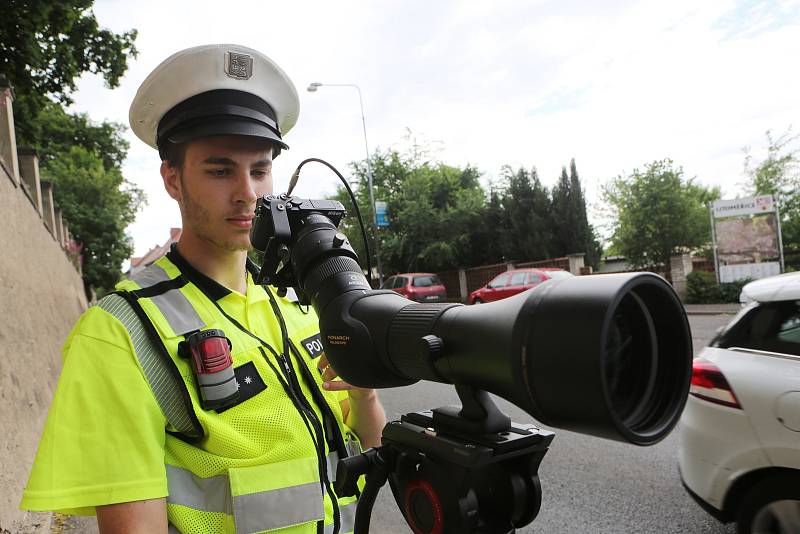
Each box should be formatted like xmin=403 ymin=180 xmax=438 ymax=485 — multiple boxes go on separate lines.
xmin=129 ymin=44 xmax=299 ymax=154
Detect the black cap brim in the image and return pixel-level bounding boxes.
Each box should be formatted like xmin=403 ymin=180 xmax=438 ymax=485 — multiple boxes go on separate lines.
xmin=167 ymin=118 xmax=289 ymax=150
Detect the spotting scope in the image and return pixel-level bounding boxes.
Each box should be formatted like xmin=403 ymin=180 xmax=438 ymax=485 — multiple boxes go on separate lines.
xmin=251 ymin=193 xmax=693 ymax=533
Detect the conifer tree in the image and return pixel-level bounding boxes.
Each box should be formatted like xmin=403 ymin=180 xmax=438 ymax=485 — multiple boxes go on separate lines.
xmin=549 ymin=160 xmax=602 ymax=267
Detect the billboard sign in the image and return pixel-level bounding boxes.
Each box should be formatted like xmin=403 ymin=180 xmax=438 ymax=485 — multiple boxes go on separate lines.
xmin=711 ymin=195 xmax=775 ymax=218
xmin=711 ymin=195 xmax=783 ymax=283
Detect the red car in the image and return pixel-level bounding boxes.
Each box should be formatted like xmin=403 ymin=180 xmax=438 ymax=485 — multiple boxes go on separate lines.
xmin=381 ymin=273 xmax=447 ymax=302
xmin=469 ymin=268 xmax=573 ymax=304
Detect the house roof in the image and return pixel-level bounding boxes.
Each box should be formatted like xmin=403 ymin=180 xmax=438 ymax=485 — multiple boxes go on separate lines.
xmin=129 ymin=228 xmax=182 ymax=272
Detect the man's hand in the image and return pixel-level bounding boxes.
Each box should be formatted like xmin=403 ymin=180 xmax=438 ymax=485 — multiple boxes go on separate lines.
xmin=317 ymin=354 xmax=373 ymax=399
xmin=317 ymin=354 xmax=386 ymax=448
xmin=96 ymin=498 xmax=167 ymax=533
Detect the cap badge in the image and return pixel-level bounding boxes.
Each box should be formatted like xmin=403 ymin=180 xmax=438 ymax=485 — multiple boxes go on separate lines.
xmin=225 ymin=51 xmax=253 ymax=80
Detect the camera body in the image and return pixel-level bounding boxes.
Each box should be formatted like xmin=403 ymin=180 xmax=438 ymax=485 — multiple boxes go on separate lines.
xmin=251 ymin=194 xmax=358 ymax=304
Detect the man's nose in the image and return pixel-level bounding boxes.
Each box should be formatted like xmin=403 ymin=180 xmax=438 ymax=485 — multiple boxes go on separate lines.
xmin=233 ymin=171 xmax=258 ymax=204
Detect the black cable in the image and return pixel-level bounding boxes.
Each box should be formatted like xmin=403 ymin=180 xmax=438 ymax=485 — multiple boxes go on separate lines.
xmin=353 ymin=450 xmax=392 ymax=534
xmin=210 ymin=282 xmax=348 ymax=534
xmin=263 ymin=285 xmax=348 ymax=534
xmin=287 ymin=157 xmax=376 ymax=288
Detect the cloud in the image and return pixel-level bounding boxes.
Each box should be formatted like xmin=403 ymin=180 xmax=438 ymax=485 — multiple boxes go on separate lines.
xmin=68 ymin=0 xmax=800 ymax=256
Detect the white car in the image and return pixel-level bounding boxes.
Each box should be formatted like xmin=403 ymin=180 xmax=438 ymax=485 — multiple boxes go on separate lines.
xmin=679 ymin=271 xmax=800 ymax=533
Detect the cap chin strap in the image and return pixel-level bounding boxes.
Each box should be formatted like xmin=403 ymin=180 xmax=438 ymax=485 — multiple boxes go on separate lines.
xmin=157 ymin=103 xmax=282 ymax=144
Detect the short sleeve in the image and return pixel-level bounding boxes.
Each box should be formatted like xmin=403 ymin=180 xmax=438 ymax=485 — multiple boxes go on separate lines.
xmin=20 ymin=307 xmax=169 ymax=515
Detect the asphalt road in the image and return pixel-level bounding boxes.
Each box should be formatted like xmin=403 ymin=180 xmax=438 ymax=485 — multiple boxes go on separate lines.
xmin=365 ymin=312 xmax=739 ymax=534
xmin=52 ymin=312 xmax=738 ymax=534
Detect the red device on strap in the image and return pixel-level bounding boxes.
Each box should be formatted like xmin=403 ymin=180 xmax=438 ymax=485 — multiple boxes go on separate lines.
xmin=183 ymin=329 xmax=239 ymax=410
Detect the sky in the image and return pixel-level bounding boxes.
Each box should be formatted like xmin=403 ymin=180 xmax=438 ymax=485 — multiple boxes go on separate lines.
xmin=68 ymin=0 xmax=800 ymax=260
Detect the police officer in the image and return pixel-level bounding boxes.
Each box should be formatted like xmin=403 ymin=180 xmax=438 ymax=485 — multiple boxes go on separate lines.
xmin=20 ymin=44 xmax=386 ymax=533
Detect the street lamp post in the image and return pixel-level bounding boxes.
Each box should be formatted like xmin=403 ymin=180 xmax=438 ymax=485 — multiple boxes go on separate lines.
xmin=307 ymin=82 xmax=384 ymax=286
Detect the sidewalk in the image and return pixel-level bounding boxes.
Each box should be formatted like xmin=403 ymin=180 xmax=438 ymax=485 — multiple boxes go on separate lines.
xmin=683 ymin=303 xmax=742 ymax=315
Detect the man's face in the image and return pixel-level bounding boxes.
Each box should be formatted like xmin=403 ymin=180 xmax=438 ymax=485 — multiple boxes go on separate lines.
xmin=162 ymin=135 xmax=274 ymax=253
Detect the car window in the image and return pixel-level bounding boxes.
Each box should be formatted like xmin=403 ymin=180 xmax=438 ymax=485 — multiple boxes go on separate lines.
xmin=778 ymin=309 xmax=800 ymax=344
xmin=488 ymin=273 xmax=510 ymax=288
xmin=509 ymin=272 xmax=527 ymax=286
xmin=381 ymin=276 xmax=396 ymax=290
xmin=716 ymin=300 xmax=800 ymax=356
xmin=395 ymin=276 xmax=409 ymax=289
xmin=526 ymin=273 xmax=543 ymax=284
xmin=413 ymin=276 xmax=435 ymax=287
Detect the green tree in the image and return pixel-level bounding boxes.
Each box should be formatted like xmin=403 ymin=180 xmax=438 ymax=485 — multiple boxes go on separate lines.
xmin=495 ymin=166 xmax=552 ymax=261
xmin=43 ymin=146 xmax=143 ymax=291
xmin=470 ymin=186 xmax=506 ymax=265
xmin=744 ymin=129 xmax=800 ymax=255
xmin=1 ymin=0 xmax=141 ymax=292
xmin=333 ymin=149 xmax=487 ymax=276
xmin=602 ymin=159 xmax=720 ymax=271
xmin=0 ymin=0 xmax=137 ymax=144
xmin=550 ymin=159 xmax=602 ymax=267
xmin=22 ymin=101 xmax=129 ymax=172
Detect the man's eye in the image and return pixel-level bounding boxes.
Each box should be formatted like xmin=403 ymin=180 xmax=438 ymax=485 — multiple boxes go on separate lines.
xmin=208 ymin=168 xmax=229 ymax=177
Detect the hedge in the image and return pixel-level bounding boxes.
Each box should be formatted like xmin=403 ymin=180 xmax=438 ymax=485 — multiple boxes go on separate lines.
xmin=686 ymin=271 xmax=752 ymax=304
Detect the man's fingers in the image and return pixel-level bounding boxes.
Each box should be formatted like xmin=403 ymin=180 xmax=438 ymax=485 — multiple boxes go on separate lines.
xmin=323 ymin=380 xmax=353 ymax=391
xmin=322 ymin=366 xmax=338 ymax=382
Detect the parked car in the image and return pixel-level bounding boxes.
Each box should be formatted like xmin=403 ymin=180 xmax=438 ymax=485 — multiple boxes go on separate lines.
xmin=468 ymin=268 xmax=573 ymax=304
xmin=381 ymin=273 xmax=447 ymax=302
xmin=679 ymin=271 xmax=800 ymax=533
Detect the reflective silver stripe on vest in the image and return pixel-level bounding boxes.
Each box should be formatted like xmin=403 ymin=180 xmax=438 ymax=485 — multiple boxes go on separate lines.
xmin=166 ymin=464 xmax=327 ymax=533
xmin=325 ymin=501 xmax=358 ymax=534
xmin=166 ymin=464 xmax=231 ymax=514
xmin=130 ymin=263 xmax=171 ymax=288
xmin=97 ymin=294 xmax=198 ymax=436
xmin=234 ymin=482 xmax=324 ymax=534
xmin=151 ymin=289 xmax=205 ymax=336
xmin=129 ymin=262 xmax=205 ymax=336
xmin=326 ymin=451 xmax=340 ymax=483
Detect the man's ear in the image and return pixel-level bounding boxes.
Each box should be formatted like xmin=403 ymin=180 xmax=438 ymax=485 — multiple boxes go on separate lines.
xmin=161 ymin=161 xmax=182 ymax=201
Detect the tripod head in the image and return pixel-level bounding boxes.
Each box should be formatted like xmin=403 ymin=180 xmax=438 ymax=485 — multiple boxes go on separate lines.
xmin=336 ymin=386 xmax=554 ymax=534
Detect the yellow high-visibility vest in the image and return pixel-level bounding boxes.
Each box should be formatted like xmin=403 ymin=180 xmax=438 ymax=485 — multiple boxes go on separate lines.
xmin=22 ymin=250 xmax=361 ymax=534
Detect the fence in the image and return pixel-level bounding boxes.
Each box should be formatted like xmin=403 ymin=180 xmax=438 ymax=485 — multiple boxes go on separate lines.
xmin=438 ymin=254 xmax=584 ymax=302
xmin=0 ymin=74 xmax=89 ymax=532
xmin=692 ymin=258 xmax=715 ymax=273
xmin=437 ymin=251 xmax=722 ymax=303
xmin=0 ymin=75 xmax=81 ymax=272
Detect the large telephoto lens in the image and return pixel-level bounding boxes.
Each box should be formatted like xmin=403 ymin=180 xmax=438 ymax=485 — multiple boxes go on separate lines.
xmin=412 ymin=273 xmax=692 ymax=445
xmin=254 ymin=199 xmax=693 ymax=445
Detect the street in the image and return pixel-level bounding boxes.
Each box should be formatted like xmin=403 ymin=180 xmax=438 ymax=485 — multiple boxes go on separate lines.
xmin=365 ymin=312 xmax=738 ymax=533
xmin=52 ymin=312 xmax=736 ymax=534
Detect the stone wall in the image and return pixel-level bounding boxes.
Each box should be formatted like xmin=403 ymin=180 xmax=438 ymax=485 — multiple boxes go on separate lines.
xmin=0 ymin=80 xmax=90 ymax=533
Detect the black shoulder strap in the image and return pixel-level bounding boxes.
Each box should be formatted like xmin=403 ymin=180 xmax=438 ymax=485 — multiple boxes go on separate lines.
xmin=97 ymin=291 xmax=204 ymax=440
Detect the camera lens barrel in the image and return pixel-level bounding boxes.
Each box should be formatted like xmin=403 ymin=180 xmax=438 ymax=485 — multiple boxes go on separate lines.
xmin=377 ymin=272 xmax=691 ymax=445
xmin=291 ymin=214 xmax=369 ymax=309
xmin=519 ymin=273 xmax=692 ymax=444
